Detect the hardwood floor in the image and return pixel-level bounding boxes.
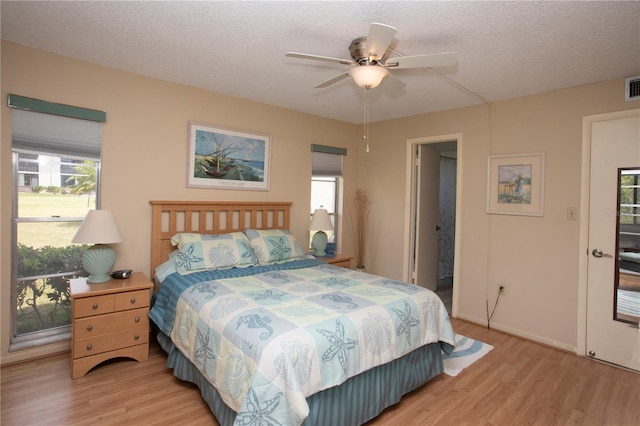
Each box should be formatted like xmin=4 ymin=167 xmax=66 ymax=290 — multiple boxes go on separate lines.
xmin=2 ymin=318 xmax=638 ymax=425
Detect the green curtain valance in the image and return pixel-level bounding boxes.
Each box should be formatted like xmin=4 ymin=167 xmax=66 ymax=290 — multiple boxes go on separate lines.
xmin=8 ymin=94 xmax=106 ymax=123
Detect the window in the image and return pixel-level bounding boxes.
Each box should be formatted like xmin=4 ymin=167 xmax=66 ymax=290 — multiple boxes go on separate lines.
xmin=9 ymin=95 xmax=105 ymax=349
xmin=619 ymin=169 xmax=640 ymax=252
xmin=620 ymin=170 xmax=640 ymax=226
xmin=311 ymin=176 xmax=339 ymax=244
xmin=310 ymin=145 xmax=346 ymax=251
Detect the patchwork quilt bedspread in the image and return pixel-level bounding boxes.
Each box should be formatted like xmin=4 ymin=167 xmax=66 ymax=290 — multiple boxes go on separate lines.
xmin=150 ymin=260 xmax=455 ymax=426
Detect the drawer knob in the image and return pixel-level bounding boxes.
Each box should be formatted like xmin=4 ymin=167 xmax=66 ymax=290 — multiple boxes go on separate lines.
xmin=134 ymin=316 xmax=140 ymax=323
xmin=92 ymin=303 xmax=98 ymax=310
xmin=86 ymin=344 xmax=93 ymax=351
xmin=134 ymin=334 xmax=140 ymax=341
xmin=86 ymin=325 xmax=93 ymax=332
xmin=130 ymin=297 xmax=136 ymax=304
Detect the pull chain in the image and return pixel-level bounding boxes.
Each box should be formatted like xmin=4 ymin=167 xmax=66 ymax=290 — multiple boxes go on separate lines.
xmin=363 ymin=87 xmax=370 ymax=152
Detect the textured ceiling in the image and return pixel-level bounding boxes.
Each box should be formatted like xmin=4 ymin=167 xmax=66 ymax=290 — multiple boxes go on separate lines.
xmin=2 ymin=1 xmax=639 ymax=124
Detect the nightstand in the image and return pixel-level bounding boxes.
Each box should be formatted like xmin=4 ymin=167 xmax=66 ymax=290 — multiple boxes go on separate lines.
xmin=70 ymin=272 xmax=153 ymax=378
xmin=317 ymin=253 xmax=353 ymax=268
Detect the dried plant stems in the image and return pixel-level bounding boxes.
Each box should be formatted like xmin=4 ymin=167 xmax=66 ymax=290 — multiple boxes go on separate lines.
xmin=352 ymin=188 xmax=371 ymax=268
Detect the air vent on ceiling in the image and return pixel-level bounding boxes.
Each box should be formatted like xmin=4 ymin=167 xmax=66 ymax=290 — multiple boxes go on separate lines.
xmin=625 ymin=75 xmax=640 ymax=102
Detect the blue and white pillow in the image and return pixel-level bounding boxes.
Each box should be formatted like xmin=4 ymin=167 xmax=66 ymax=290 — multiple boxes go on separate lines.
xmin=170 ymin=232 xmax=257 ymax=274
xmin=244 ymin=229 xmax=307 ymax=265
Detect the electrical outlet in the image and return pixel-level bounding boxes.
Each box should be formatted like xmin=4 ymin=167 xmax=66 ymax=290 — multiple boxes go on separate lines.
xmin=499 ymin=285 xmax=506 ymax=296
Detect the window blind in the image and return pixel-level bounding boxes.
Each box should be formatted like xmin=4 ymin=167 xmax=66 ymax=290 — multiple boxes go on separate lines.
xmin=311 ymin=144 xmax=346 ymax=176
xmin=11 ymin=109 xmax=101 ymax=160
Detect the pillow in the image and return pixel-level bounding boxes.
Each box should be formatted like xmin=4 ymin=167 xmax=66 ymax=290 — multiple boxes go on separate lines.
xmin=170 ymin=232 xmax=257 ymax=274
xmin=244 ymin=229 xmax=307 ymax=265
xmin=155 ymin=250 xmax=178 ymax=282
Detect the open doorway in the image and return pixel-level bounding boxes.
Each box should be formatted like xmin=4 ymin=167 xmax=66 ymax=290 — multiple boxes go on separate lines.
xmin=405 ymin=136 xmax=460 ymax=315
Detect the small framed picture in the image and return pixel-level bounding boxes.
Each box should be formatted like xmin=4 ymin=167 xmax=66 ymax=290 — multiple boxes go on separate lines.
xmin=187 ymin=122 xmax=271 ymax=191
xmin=486 ymin=152 xmax=545 ymax=216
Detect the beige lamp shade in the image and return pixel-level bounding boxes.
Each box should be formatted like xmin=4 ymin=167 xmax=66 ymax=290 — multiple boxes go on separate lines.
xmin=309 ymin=208 xmax=334 ymax=231
xmin=72 ymin=210 xmax=123 ymax=244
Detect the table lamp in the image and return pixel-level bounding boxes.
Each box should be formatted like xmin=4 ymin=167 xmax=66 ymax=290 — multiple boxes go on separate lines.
xmin=72 ymin=210 xmax=123 ymax=283
xmin=309 ymin=208 xmax=334 ymax=256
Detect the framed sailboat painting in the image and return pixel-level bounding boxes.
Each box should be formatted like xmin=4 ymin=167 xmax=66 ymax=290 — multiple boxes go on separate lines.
xmin=187 ymin=121 xmax=271 ymax=190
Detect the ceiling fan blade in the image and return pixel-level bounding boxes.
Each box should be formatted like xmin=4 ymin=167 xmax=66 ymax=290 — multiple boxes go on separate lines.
xmin=314 ymin=72 xmax=350 ymax=88
xmin=365 ymin=23 xmax=397 ymax=59
xmin=286 ymin=52 xmax=354 ymax=66
xmin=385 ymin=72 xmax=407 ymax=89
xmin=385 ymin=52 xmax=457 ymax=69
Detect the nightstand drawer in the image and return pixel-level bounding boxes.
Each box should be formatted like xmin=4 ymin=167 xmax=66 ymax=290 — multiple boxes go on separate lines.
xmin=114 ymin=289 xmax=150 ymax=311
xmin=74 ymin=308 xmax=149 ymax=339
xmin=331 ymin=260 xmax=352 ymax=268
xmin=73 ymin=326 xmax=149 ymax=359
xmin=74 ymin=294 xmax=115 ymax=318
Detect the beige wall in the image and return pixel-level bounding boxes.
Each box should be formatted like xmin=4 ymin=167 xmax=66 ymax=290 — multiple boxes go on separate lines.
xmin=363 ymin=79 xmax=638 ymax=351
xmin=0 ymin=42 xmax=359 ymax=363
xmin=2 ymin=41 xmax=638 ymax=364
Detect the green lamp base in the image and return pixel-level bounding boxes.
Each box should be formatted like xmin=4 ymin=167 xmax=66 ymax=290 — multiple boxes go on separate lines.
xmin=82 ymin=244 xmax=116 ymax=283
xmin=311 ymin=230 xmax=328 ymax=256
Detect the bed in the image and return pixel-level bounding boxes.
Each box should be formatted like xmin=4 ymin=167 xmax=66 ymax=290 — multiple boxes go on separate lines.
xmin=147 ymin=200 xmax=455 ymax=426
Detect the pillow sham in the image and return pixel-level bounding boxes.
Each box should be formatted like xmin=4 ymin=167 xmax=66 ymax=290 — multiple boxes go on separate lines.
xmin=155 ymin=250 xmax=178 ymax=282
xmin=170 ymin=232 xmax=257 ymax=274
xmin=244 ymin=229 xmax=307 ymax=265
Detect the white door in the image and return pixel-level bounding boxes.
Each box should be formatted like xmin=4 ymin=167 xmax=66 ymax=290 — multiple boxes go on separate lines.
xmin=414 ymin=145 xmax=440 ymax=290
xmin=586 ymin=113 xmax=640 ymax=371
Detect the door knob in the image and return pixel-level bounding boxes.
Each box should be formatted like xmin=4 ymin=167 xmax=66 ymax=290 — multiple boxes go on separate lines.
xmin=592 ymin=249 xmax=613 ymax=258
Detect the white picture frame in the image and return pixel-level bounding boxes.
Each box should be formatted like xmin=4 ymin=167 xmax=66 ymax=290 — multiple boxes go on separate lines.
xmin=187 ymin=122 xmax=271 ymax=191
xmin=486 ymin=152 xmax=545 ymax=216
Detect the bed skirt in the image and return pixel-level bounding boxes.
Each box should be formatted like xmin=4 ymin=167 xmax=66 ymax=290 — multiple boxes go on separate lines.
xmin=157 ymin=332 xmax=446 ymax=426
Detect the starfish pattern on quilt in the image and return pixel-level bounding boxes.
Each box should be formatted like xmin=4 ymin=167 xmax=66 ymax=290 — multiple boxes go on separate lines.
xmin=316 ymin=319 xmax=358 ymax=372
xmin=236 ymin=387 xmax=283 ymax=426
xmin=249 ymin=289 xmax=286 ymax=302
xmin=391 ymin=301 xmax=420 ymax=345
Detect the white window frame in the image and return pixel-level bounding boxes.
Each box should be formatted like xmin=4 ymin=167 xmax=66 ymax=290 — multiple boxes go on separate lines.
xmin=9 ymin=96 xmax=105 ymax=350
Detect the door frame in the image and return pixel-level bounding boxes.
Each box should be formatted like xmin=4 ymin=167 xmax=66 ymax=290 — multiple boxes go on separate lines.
xmin=577 ymin=109 xmax=640 ymax=357
xmin=403 ymin=133 xmax=463 ymax=317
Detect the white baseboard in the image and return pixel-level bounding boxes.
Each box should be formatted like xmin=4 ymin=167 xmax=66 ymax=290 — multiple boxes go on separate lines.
xmin=454 ymin=313 xmax=578 ymax=354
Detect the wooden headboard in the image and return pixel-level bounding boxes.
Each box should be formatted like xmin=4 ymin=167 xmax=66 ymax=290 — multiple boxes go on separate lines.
xmin=149 ymin=200 xmax=292 ymax=279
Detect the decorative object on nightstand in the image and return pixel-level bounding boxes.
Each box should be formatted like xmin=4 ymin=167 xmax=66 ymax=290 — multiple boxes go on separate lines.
xmin=309 ymin=208 xmax=334 ymax=256
xmin=70 ymin=272 xmax=153 ymax=378
xmin=325 ymin=242 xmax=336 ymax=255
xmin=72 ymin=210 xmax=123 ymax=283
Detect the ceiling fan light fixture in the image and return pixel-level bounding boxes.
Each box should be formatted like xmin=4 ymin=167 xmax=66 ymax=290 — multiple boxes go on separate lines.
xmin=349 ymin=66 xmax=389 ymax=88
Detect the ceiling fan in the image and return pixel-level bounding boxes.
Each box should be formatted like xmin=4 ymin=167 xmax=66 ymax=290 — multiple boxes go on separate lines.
xmin=286 ymin=23 xmax=457 ymax=89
